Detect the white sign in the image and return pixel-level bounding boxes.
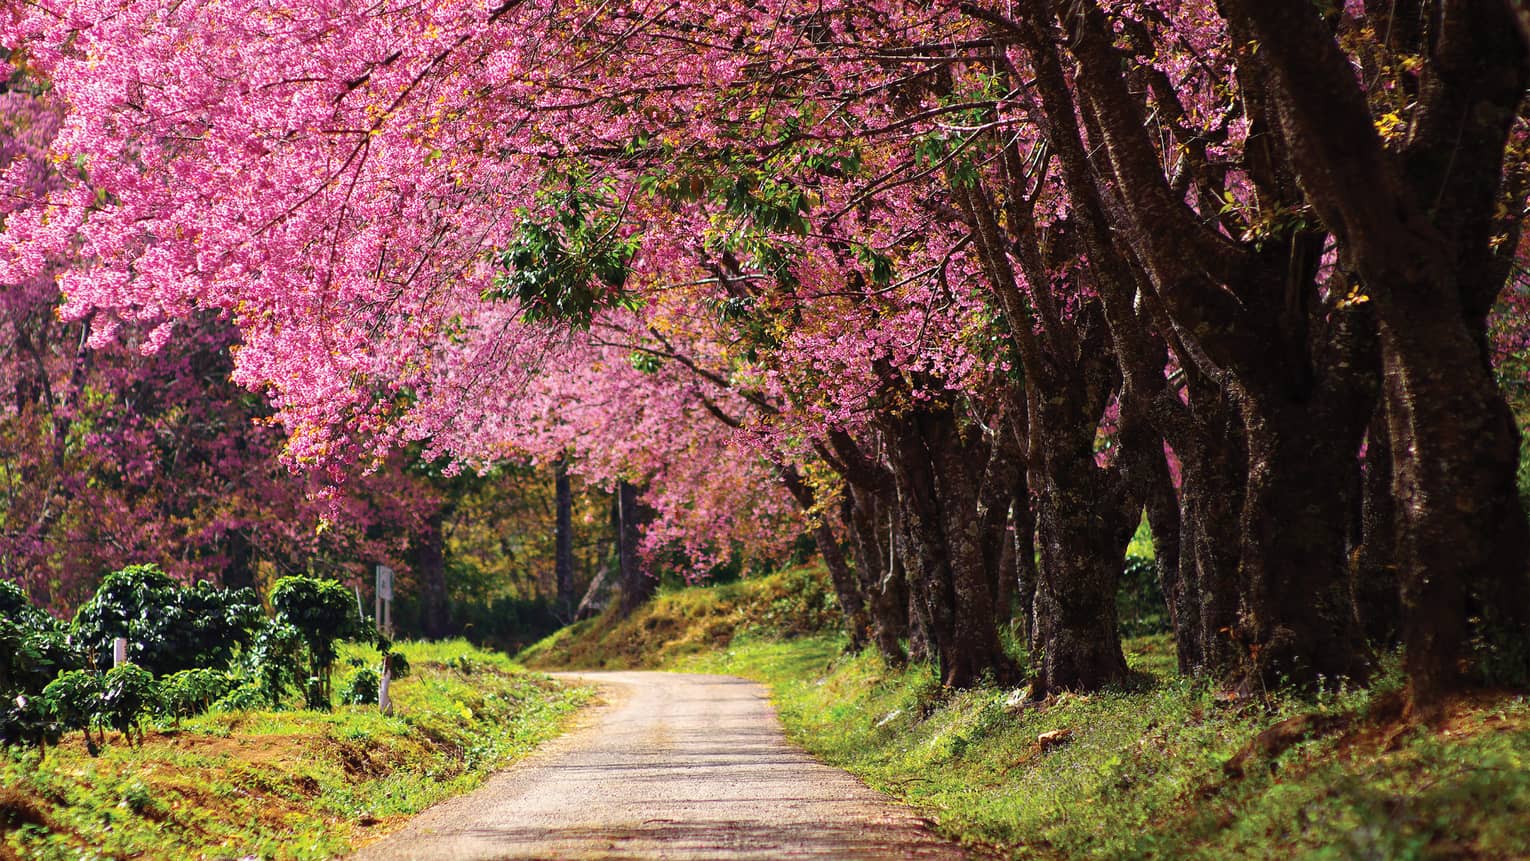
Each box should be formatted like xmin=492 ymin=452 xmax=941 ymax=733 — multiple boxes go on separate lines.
xmin=112 ymin=637 xmax=128 ymax=667
xmin=376 ymin=565 xmax=394 ymax=602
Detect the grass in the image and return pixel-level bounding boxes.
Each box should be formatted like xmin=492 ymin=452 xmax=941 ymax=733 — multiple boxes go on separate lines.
xmin=1 ymin=639 xmax=593 ymax=861
xmin=526 ymin=569 xmax=1530 ymax=860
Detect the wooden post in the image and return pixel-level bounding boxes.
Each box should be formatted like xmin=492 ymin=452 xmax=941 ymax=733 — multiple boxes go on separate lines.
xmin=379 ymin=654 xmax=394 ymax=716
xmin=375 ymin=564 xmax=394 ymax=638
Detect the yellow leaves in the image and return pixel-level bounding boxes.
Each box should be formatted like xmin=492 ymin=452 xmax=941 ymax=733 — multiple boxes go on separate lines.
xmin=1374 ymin=111 xmax=1405 ymax=142
xmin=1335 ymin=278 xmax=1370 ymax=310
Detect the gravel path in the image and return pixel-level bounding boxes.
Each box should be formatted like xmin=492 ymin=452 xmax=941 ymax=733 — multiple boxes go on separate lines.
xmin=351 ymin=671 xmax=966 ymax=860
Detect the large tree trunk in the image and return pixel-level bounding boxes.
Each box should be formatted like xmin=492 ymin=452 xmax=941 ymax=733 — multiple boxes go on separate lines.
xmin=1235 ymin=408 xmax=1370 ymax=690
xmin=1030 ymin=432 xmax=1134 ymax=695
xmin=616 ymin=480 xmax=656 ymax=617
xmin=1177 ymin=406 xmax=1246 ymax=678
xmin=1352 ymin=408 xmax=1401 ymax=647
xmin=886 ymin=401 xmax=1017 ymax=687
xmin=554 ymin=456 xmax=576 ymax=622
xmin=1383 ymin=311 xmax=1530 ymax=709
xmin=411 ymin=509 xmax=452 ymax=639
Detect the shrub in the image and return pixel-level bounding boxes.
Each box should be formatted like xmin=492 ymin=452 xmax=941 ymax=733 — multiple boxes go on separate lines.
xmin=338 ymin=667 xmax=380 ymax=706
xmin=212 ymin=681 xmax=268 ymax=712
xmin=72 ymin=564 xmax=261 ymax=675
xmin=159 ymin=668 xmax=235 ymax=722
xmin=241 ymin=619 xmax=306 ymax=709
xmin=41 ymin=670 xmax=103 ymax=752
xmin=271 ymin=576 xmax=369 ymax=709
xmin=98 ymin=664 xmax=158 ymax=745
xmin=0 ymin=582 xmax=82 ymax=702
xmin=0 ymin=694 xmax=61 ymax=755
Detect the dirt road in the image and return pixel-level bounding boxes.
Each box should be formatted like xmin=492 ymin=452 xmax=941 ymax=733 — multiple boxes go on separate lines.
xmin=351 ymin=671 xmax=965 ymax=860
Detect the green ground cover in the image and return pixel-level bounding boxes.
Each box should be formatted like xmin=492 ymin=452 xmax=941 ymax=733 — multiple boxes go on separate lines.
xmin=526 ymin=569 xmax=1530 ymax=860
xmin=1 ymin=639 xmax=591 ymax=861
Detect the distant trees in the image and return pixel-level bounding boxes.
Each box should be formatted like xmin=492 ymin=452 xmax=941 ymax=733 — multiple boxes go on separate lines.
xmin=4 ymin=0 xmax=1529 ymax=716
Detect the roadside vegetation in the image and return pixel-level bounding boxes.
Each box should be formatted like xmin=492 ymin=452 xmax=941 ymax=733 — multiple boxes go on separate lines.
xmin=525 ymin=566 xmax=1530 ymax=860
xmin=1 ymin=566 xmax=591 ymax=860
xmin=1 ymin=638 xmax=589 ymax=861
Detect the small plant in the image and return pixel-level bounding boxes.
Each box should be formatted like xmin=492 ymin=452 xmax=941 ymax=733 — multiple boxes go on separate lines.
xmin=42 ymin=670 xmax=104 ymax=753
xmin=339 ymin=667 xmax=380 ymax=706
xmin=159 ymin=668 xmax=235 ymax=723
xmin=243 ymin=619 xmax=307 ymax=708
xmin=271 ymin=576 xmax=370 ymax=709
xmin=99 ymin=664 xmax=159 ymax=745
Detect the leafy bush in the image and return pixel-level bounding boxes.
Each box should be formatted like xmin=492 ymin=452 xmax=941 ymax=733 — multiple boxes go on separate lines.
xmin=240 ymin=619 xmax=306 ymax=709
xmin=338 ymin=667 xmax=380 ymax=706
xmin=0 ymin=582 xmax=82 ymax=701
xmin=0 ymin=694 xmax=61 ymax=755
xmin=270 ymin=576 xmax=370 ymax=709
xmin=72 ymin=564 xmax=261 ymax=675
xmin=41 ymin=670 xmax=103 ymax=752
xmin=159 ymin=668 xmax=235 ymax=721
xmin=212 ymin=681 xmax=268 ymax=712
xmin=98 ymin=665 xmax=158 ymax=745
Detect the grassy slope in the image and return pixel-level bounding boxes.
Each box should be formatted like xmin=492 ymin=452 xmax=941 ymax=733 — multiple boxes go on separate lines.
xmin=2 ymin=639 xmax=592 ymax=861
xmin=525 ymin=569 xmax=1530 ymax=860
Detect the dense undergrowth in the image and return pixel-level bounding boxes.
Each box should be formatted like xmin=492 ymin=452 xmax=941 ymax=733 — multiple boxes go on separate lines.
xmin=1 ymin=639 xmax=591 ymax=861
xmin=524 ymin=567 xmax=1530 ymax=860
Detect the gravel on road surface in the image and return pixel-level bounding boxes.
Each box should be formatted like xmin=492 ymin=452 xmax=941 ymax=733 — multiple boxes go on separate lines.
xmin=350 ymin=670 xmax=967 ymax=860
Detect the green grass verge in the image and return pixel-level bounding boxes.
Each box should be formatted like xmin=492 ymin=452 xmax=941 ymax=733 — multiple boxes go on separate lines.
xmin=2 ymin=639 xmax=592 ymax=861
xmin=677 ymin=635 xmax=1530 ymax=859
xmin=525 ymin=569 xmax=1530 ymax=859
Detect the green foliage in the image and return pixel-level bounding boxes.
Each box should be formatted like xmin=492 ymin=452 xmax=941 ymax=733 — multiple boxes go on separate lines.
xmin=98 ymin=664 xmax=158 ymax=744
xmin=0 ymin=693 xmax=61 ymax=754
xmin=0 ymin=582 xmax=81 ymax=753
xmin=241 ymin=618 xmax=307 ymax=708
xmin=0 ymin=640 xmax=591 ymax=859
xmin=72 ymin=564 xmax=261 ymax=675
xmin=158 ymin=668 xmax=235 ymax=721
xmin=270 ymin=576 xmax=370 ymax=709
xmin=338 ymin=667 xmax=380 ymax=706
xmin=486 ymin=171 xmax=640 ymax=329
xmin=0 ymin=608 xmax=79 ymax=702
xmin=41 ymin=670 xmax=102 ymax=742
xmin=1118 ymin=555 xmax=1171 ymax=638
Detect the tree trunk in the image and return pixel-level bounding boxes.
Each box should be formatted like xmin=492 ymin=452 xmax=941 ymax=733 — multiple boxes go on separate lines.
xmin=1382 ymin=311 xmax=1530 ymax=711
xmin=554 ymin=456 xmax=576 ymax=622
xmin=1235 ymin=409 xmax=1370 ymax=690
xmin=616 ymin=480 xmax=656 ymax=616
xmin=844 ymin=489 xmax=905 ymax=664
xmin=221 ymin=528 xmax=257 ymax=591
xmin=1030 ymin=441 xmax=1133 ymax=695
xmin=886 ymin=402 xmax=1016 ymax=687
xmin=814 ymin=518 xmax=869 ymax=651
xmin=1352 ymin=408 xmax=1401 ymax=647
xmin=411 ymin=509 xmax=452 ymax=639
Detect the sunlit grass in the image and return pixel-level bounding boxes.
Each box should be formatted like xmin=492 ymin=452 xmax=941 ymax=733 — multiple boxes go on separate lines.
xmin=1 ymin=639 xmax=592 ymax=861
xmin=523 ymin=567 xmax=1530 ymax=860
xmin=676 ymin=635 xmax=1530 ymax=859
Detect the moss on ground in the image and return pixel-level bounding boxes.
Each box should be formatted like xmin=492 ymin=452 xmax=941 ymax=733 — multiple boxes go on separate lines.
xmin=1 ymin=639 xmax=591 ymax=861
xmin=524 ymin=571 xmax=1530 ymax=860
